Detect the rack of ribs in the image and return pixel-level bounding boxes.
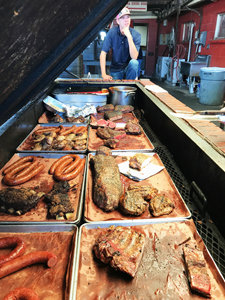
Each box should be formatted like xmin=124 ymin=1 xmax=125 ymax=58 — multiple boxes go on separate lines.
xmin=93 ymin=225 xmax=145 ymax=277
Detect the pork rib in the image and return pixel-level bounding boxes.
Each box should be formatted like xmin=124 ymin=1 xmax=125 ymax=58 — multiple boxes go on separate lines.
xmin=93 ymin=225 xmax=145 ymax=277
xmin=183 ymin=244 xmax=211 ymax=298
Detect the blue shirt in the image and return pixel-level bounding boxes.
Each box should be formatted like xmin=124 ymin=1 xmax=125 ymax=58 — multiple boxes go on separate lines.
xmin=102 ymin=26 xmax=141 ymax=72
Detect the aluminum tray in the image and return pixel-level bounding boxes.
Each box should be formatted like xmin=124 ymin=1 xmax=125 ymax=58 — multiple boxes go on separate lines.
xmin=38 ymin=110 xmax=90 ymax=125
xmin=16 ymin=124 xmax=89 ymax=154
xmin=0 ymin=152 xmax=86 ymax=224
xmin=74 ymin=219 xmax=225 ymax=300
xmin=0 ymin=224 xmax=77 ymax=300
xmin=84 ymin=151 xmax=191 ymax=222
xmin=88 ymin=112 xmax=154 ymax=152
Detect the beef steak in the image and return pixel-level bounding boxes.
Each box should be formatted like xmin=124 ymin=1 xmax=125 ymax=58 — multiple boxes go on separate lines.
xmin=114 ymin=105 xmax=134 ymax=113
xmin=125 ymin=122 xmax=142 ymax=135
xmin=97 ymin=104 xmax=114 ymax=112
xmin=128 ymin=184 xmax=158 ymax=201
xmin=119 ymin=190 xmax=147 ymax=216
xmin=149 ymin=195 xmax=174 ymax=216
xmin=104 ymin=110 xmax=123 ymax=121
xmin=104 ymin=138 xmax=119 ymax=149
xmin=93 ymin=225 xmax=145 ymax=277
xmin=91 ymin=154 xmax=123 ymax=211
xmin=97 ymin=127 xmax=126 ymax=140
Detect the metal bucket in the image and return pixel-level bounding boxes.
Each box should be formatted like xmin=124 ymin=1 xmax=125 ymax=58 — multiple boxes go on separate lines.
xmin=109 ymin=86 xmax=137 ymax=106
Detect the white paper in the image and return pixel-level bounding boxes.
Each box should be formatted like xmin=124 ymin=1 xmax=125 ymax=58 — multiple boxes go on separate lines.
xmin=145 ymin=85 xmax=168 ymax=93
xmin=118 ymin=159 xmax=164 ymax=181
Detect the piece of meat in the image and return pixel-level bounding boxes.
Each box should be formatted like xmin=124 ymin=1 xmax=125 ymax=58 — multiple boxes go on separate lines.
xmin=96 ymin=127 xmax=126 ymax=140
xmin=96 ymin=146 xmax=112 ymax=156
xmin=125 ymin=122 xmax=142 ymax=135
xmin=104 ymin=138 xmax=119 ymax=149
xmin=104 ymin=110 xmax=123 ymax=121
xmin=0 ymin=187 xmax=44 ymax=215
xmin=149 ymin=195 xmax=175 ymax=217
xmin=93 ymin=225 xmax=145 ymax=277
xmin=183 ymin=243 xmax=211 ymax=298
xmin=90 ymin=155 xmax=123 ymax=211
xmin=66 ymin=116 xmax=85 ymax=123
xmin=119 ymin=191 xmax=147 ymax=216
xmin=114 ymin=105 xmax=134 ymax=113
xmin=129 ymin=153 xmax=151 ymax=171
xmin=50 ymin=114 xmax=64 ymax=123
xmin=128 ymin=184 xmax=158 ymax=201
xmin=45 ymin=181 xmax=74 ymax=219
xmin=97 ymin=104 xmax=114 ymax=112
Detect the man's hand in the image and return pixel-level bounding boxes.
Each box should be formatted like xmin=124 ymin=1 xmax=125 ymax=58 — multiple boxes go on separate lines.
xmin=122 ymin=26 xmax=132 ymax=39
xmin=102 ymin=74 xmax=113 ymax=80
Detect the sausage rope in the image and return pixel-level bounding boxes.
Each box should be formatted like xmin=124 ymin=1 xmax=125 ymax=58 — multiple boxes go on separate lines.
xmin=0 ymin=237 xmax=26 ymax=266
xmin=3 ymin=287 xmax=40 ymax=300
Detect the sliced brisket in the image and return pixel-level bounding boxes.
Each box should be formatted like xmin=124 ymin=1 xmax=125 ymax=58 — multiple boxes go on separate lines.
xmin=97 ymin=127 xmax=126 ymax=140
xmin=90 ymin=154 xmax=123 ymax=211
xmin=93 ymin=225 xmax=145 ymax=277
xmin=104 ymin=110 xmax=123 ymax=121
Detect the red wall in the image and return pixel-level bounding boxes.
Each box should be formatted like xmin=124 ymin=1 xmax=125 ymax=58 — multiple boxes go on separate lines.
xmin=133 ymin=19 xmax=158 ymax=76
xmin=157 ymin=0 xmax=225 ymax=67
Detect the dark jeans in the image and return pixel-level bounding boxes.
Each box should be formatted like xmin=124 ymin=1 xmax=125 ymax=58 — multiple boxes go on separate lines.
xmin=110 ymin=59 xmax=139 ymax=80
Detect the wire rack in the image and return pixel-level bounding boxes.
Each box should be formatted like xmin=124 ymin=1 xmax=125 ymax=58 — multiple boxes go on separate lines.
xmin=137 ymin=112 xmax=225 ymax=279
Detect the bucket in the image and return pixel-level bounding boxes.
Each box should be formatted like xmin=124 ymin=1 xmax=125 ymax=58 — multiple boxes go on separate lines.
xmin=109 ymin=86 xmax=137 ymax=106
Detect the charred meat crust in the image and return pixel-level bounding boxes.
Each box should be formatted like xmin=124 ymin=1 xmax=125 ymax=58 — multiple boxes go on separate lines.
xmin=128 ymin=184 xmax=158 ymax=201
xmin=149 ymin=195 xmax=175 ymax=217
xmin=90 ymin=155 xmax=123 ymax=212
xmin=93 ymin=225 xmax=145 ymax=277
xmin=119 ymin=190 xmax=147 ymax=216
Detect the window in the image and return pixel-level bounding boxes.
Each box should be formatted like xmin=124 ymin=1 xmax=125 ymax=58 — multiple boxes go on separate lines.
xmin=214 ymin=13 xmax=225 ymax=39
xmin=182 ymin=22 xmax=193 ymax=42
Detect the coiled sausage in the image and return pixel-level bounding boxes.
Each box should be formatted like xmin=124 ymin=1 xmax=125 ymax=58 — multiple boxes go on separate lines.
xmin=0 ymin=237 xmax=26 ymax=266
xmin=54 ymin=158 xmax=85 ymax=181
xmin=3 ymin=287 xmax=40 ymax=300
xmin=3 ymin=156 xmax=37 ymax=175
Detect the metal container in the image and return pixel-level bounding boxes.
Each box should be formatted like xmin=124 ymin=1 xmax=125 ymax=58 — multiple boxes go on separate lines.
xmin=109 ymin=86 xmax=137 ymax=106
xmin=199 ymin=67 xmax=225 ymax=105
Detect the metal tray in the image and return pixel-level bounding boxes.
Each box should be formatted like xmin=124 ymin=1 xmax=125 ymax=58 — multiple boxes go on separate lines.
xmin=16 ymin=124 xmax=89 ymax=153
xmin=74 ymin=219 xmax=225 ymax=300
xmin=0 ymin=152 xmax=86 ymax=224
xmin=0 ymin=224 xmax=77 ymax=300
xmin=84 ymin=152 xmax=191 ymax=222
xmin=88 ymin=112 xmax=154 ymax=152
xmin=38 ymin=110 xmax=90 ymax=125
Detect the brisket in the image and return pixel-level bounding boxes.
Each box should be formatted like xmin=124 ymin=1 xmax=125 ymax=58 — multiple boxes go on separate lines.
xmin=125 ymin=122 xmax=142 ymax=135
xmin=90 ymin=154 xmax=123 ymax=211
xmin=97 ymin=104 xmax=114 ymax=112
xmin=104 ymin=110 xmax=123 ymax=121
xmin=114 ymin=105 xmax=134 ymax=113
xmin=104 ymin=138 xmax=119 ymax=149
xmin=97 ymin=127 xmax=126 ymax=140
xmin=93 ymin=225 xmax=145 ymax=277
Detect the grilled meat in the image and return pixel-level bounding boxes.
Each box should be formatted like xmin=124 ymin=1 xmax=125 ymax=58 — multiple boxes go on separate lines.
xmin=129 ymin=153 xmax=151 ymax=171
xmin=183 ymin=243 xmax=211 ymax=298
xmin=0 ymin=187 xmax=44 ymax=215
xmin=45 ymin=181 xmax=74 ymax=219
xmin=119 ymin=190 xmax=147 ymax=216
xmin=96 ymin=146 xmax=112 ymax=156
xmin=66 ymin=115 xmax=85 ymax=123
xmin=90 ymin=154 xmax=123 ymax=211
xmin=97 ymin=104 xmax=114 ymax=112
xmin=93 ymin=225 xmax=145 ymax=277
xmin=114 ymin=105 xmax=134 ymax=113
xmin=125 ymin=122 xmax=142 ymax=135
xmin=104 ymin=138 xmax=119 ymax=149
xmin=149 ymin=195 xmax=174 ymax=217
xmin=50 ymin=114 xmax=64 ymax=123
xmin=128 ymin=184 xmax=158 ymax=201
xmin=104 ymin=110 xmax=123 ymax=121
xmin=97 ymin=127 xmax=126 ymax=140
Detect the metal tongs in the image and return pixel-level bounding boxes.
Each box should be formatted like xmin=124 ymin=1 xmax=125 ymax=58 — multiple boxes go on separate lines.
xmin=170 ymin=110 xmax=225 ymax=121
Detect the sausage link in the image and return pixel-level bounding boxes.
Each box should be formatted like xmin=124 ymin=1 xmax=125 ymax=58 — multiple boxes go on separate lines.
xmin=59 ymin=125 xmax=77 ymax=136
xmin=54 ymin=158 xmax=85 ymax=181
xmin=33 ymin=127 xmax=60 ymax=136
xmin=0 ymin=237 xmax=26 ymax=266
xmin=3 ymin=164 xmax=45 ymax=186
xmin=76 ymin=126 xmax=87 ymax=133
xmin=3 ymin=287 xmax=40 ymax=300
xmin=0 ymin=251 xmax=57 ymax=279
xmin=62 ymin=155 xmax=81 ymax=174
xmin=53 ymin=158 xmax=73 ymax=179
xmin=49 ymin=155 xmax=76 ymax=175
xmin=15 ymin=160 xmax=40 ymax=179
xmin=3 ymin=156 xmax=37 ymax=175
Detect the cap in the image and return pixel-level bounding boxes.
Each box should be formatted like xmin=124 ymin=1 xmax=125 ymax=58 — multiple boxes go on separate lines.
xmin=117 ymin=7 xmax=130 ymax=19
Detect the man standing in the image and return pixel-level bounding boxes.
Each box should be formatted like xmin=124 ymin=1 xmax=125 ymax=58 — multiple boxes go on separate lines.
xmin=100 ymin=7 xmax=141 ymax=80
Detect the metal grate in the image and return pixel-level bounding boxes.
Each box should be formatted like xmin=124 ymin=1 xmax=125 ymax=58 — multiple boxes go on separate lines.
xmin=137 ymin=113 xmax=225 ymax=279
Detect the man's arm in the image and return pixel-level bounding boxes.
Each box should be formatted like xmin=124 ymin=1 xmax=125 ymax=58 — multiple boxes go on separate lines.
xmin=100 ymin=50 xmax=112 ymax=80
xmin=122 ymin=27 xmax=138 ymax=59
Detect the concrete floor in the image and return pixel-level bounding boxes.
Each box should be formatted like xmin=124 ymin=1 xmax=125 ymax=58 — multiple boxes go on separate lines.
xmin=149 ymin=77 xmax=224 ymax=128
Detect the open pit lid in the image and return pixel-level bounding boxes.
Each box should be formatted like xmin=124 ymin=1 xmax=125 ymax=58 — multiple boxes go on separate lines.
xmin=0 ymin=0 xmax=127 ymax=126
